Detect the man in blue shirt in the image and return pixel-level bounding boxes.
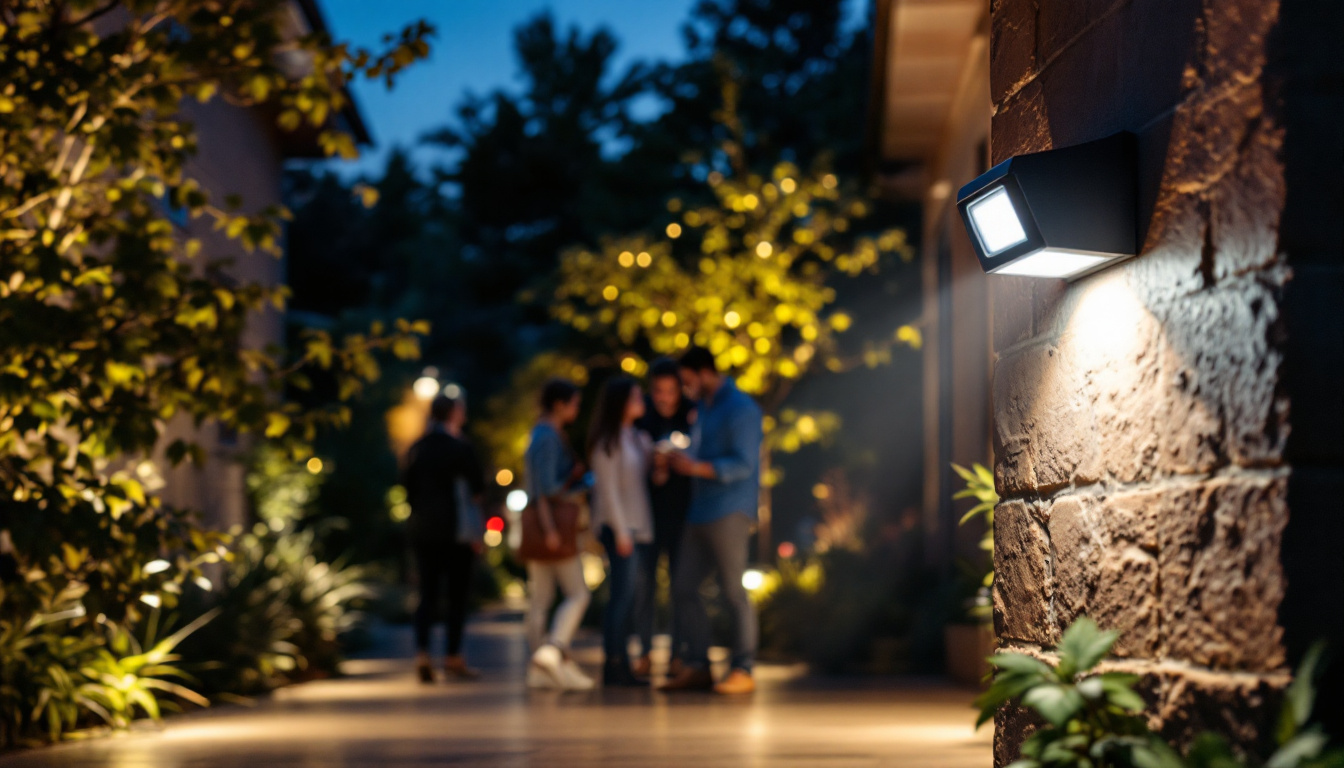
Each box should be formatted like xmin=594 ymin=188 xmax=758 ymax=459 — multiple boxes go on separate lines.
xmin=659 ymin=346 xmax=762 ymax=695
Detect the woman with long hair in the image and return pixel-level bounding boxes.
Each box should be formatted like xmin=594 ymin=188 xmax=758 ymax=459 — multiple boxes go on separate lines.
xmin=587 ymin=375 xmax=655 ymax=686
xmin=522 ymin=378 xmax=595 ymax=691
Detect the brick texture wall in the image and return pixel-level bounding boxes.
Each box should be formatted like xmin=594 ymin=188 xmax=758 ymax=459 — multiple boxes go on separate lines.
xmin=987 ymin=0 xmax=1343 ymax=763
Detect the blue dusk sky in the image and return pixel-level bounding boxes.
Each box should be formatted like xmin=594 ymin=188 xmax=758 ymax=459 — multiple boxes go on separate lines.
xmin=317 ymin=1 xmax=869 ymax=178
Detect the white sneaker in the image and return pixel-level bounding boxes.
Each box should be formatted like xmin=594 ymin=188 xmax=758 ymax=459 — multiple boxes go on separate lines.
xmin=527 ymin=665 xmax=555 ymax=689
xmin=530 ymin=644 xmax=565 ymax=689
xmin=559 ymin=659 xmax=595 ymax=691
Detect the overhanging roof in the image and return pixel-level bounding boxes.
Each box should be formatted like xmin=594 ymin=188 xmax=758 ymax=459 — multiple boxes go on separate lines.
xmin=869 ymin=0 xmax=985 ymax=164
xmin=277 ymin=0 xmax=373 ymax=158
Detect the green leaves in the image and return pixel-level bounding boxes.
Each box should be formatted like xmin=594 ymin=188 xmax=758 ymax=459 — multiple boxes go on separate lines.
xmin=1056 ymin=617 xmax=1120 ymax=681
xmin=978 ymin=618 xmax=1344 ymax=768
xmin=0 ymin=0 xmax=431 ymax=747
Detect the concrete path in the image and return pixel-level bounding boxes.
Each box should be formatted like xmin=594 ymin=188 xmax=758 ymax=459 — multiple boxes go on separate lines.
xmin=0 ymin=614 xmax=992 ymax=767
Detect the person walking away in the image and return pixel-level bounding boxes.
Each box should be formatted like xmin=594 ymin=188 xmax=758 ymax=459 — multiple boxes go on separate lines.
xmin=521 ymin=378 xmax=595 ymax=691
xmin=660 ymin=346 xmax=763 ymax=695
xmin=633 ymin=357 xmax=695 ymax=678
xmin=588 ymin=376 xmax=655 ymax=686
xmin=402 ymin=392 xmax=486 ymax=683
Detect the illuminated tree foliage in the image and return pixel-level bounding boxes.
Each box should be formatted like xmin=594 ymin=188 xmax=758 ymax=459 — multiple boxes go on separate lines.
xmin=555 ymin=161 xmax=918 ymax=461
xmin=0 ymin=0 xmax=430 ymax=743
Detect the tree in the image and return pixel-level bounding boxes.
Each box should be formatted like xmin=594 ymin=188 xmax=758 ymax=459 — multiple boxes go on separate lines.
xmin=554 ymin=149 xmax=917 ymax=558
xmin=0 ymin=0 xmax=430 ymax=743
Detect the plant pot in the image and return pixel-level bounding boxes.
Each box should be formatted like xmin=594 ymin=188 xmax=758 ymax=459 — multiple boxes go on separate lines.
xmin=944 ymin=622 xmax=995 ymax=687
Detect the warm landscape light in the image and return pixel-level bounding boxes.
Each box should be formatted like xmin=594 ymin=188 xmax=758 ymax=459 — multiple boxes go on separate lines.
xmin=957 ymin=132 xmax=1136 ymax=281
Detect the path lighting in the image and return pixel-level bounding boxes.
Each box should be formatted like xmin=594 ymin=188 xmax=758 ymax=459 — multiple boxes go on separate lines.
xmin=957 ymin=132 xmax=1136 ymax=280
xmin=506 ymin=489 xmax=529 ymax=513
xmin=742 ymin=568 xmax=766 ymax=591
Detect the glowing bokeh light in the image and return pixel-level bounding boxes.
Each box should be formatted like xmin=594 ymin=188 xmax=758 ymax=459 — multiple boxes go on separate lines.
xmin=306 ymin=457 xmax=324 ymax=474
xmin=412 ymin=376 xmax=439 ymax=400
xmin=742 ymin=569 xmax=765 ymax=591
xmin=777 ymin=541 xmax=797 ymax=559
xmin=495 ymin=468 xmax=514 ymax=486
xmin=486 ymin=516 xmax=505 ymax=532
xmin=505 ymin=490 xmax=529 ymax=513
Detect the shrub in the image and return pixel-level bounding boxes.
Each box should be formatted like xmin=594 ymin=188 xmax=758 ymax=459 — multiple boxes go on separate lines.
xmin=977 ymin=617 xmax=1344 ymax=768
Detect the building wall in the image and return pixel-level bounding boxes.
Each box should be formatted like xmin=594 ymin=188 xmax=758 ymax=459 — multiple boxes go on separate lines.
xmin=155 ymin=98 xmax=287 ymax=534
xmin=919 ymin=27 xmax=994 ymax=569
xmin=987 ymin=0 xmax=1343 ymax=762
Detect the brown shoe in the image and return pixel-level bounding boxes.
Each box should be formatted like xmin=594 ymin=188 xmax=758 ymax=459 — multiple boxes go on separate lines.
xmin=656 ymin=666 xmax=714 ymax=691
xmin=444 ymin=656 xmax=480 ymax=680
xmin=714 ymin=669 xmax=755 ymax=695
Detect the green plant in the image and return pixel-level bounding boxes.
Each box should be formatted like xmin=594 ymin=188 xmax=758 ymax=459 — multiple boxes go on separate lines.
xmin=0 ymin=0 xmax=431 ymax=746
xmin=181 ymin=526 xmax=369 ymax=697
xmin=953 ymin=462 xmax=997 ymax=582
xmin=976 ymin=617 xmax=1344 ymax=768
xmin=72 ymin=609 xmax=216 ymax=730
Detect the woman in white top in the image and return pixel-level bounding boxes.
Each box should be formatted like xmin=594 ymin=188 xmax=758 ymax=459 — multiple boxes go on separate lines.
xmin=587 ymin=375 xmax=655 ymax=686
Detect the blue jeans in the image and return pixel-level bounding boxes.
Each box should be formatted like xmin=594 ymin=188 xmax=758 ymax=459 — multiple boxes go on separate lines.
xmin=599 ymin=526 xmax=645 ymax=664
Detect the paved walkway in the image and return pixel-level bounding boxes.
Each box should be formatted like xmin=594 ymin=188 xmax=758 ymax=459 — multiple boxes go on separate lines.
xmin=0 ymin=614 xmax=992 ymax=767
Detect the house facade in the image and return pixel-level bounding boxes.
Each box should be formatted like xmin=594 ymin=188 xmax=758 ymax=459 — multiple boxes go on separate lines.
xmin=154 ymin=0 xmax=370 ymax=533
xmin=871 ymin=0 xmax=1343 ymax=762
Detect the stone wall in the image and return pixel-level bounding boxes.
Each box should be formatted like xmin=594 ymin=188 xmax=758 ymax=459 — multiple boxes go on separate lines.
xmin=987 ymin=0 xmax=1343 ymax=762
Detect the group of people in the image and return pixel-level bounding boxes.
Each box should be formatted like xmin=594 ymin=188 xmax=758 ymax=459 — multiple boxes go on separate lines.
xmin=401 ymin=346 xmax=764 ymax=696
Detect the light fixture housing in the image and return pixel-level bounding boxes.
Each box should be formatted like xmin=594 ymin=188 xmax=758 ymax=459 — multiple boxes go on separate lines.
xmin=957 ymin=132 xmax=1137 ymax=280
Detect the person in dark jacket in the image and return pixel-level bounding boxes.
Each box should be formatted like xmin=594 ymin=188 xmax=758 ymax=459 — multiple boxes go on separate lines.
xmin=402 ymin=392 xmax=486 ymax=683
xmin=632 ymin=357 xmax=695 ymax=677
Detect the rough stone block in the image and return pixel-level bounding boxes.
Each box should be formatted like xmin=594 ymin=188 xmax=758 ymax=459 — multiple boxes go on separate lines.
xmin=1049 ymin=493 xmax=1162 ymax=657
xmin=992 ymin=0 xmax=1200 ymax=154
xmin=991 ymin=277 xmax=1035 ymax=353
xmin=993 ymin=701 xmax=1041 ymax=766
xmin=1159 ymin=476 xmax=1288 ymax=671
xmin=989 ymin=0 xmax=1038 ymax=107
xmin=1209 ymin=113 xmax=1285 ymax=280
xmin=993 ymin=500 xmax=1055 ymax=645
xmin=1156 ymin=278 xmax=1288 ymax=468
xmin=992 ymin=343 xmax=1100 ymax=495
xmin=1156 ymin=667 xmax=1285 ymax=756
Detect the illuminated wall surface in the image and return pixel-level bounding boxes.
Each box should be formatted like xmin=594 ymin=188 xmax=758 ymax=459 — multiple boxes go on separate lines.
xmin=986 ymin=0 xmax=1343 ymax=763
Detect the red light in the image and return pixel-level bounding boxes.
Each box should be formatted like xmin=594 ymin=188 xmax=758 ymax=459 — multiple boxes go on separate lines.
xmin=486 ymin=517 xmax=505 ymax=532
xmin=777 ymin=541 xmax=796 ymax=559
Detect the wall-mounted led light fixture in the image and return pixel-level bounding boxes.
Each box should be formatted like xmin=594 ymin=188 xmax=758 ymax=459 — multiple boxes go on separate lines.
xmin=957 ymin=132 xmax=1136 ymax=280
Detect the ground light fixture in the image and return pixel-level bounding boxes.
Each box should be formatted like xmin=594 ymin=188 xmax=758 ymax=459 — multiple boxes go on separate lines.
xmin=956 ymin=132 xmax=1137 ymax=280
